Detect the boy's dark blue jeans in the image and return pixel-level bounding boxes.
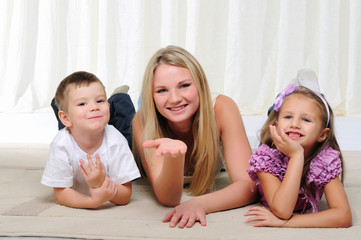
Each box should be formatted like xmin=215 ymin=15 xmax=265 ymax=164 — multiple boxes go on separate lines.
xmin=51 ymin=93 xmax=135 ymax=149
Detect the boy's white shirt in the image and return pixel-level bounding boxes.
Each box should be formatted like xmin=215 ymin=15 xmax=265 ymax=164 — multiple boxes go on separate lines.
xmin=41 ymin=124 xmax=140 ymax=195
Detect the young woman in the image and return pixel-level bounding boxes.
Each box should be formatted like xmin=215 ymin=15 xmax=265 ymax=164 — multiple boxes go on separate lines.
xmin=132 ymin=45 xmax=257 ymax=228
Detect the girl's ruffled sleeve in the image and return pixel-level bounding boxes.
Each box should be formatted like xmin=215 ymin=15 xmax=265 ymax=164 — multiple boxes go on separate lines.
xmin=308 ymin=146 xmax=342 ymax=189
xmin=247 ymin=144 xmax=288 ymax=182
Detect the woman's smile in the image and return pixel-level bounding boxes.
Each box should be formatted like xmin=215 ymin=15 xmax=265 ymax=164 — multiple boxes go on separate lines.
xmin=168 ymin=104 xmax=188 ymax=112
xmin=153 ymin=64 xmax=200 ymax=125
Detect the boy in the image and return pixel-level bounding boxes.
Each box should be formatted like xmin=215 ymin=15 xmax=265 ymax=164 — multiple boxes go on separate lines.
xmin=41 ymin=71 xmax=140 ymax=208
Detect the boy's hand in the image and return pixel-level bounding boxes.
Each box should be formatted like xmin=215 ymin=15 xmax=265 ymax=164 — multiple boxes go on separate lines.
xmin=80 ymin=154 xmax=106 ymax=188
xmin=89 ymin=177 xmax=118 ymax=206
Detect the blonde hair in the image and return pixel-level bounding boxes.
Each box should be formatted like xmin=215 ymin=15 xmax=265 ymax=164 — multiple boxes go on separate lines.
xmin=260 ymin=86 xmax=344 ymax=195
xmin=133 ymin=45 xmax=221 ymax=195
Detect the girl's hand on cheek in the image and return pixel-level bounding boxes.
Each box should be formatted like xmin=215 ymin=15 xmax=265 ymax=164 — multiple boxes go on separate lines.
xmin=270 ymin=125 xmax=303 ymax=159
xmin=143 ymin=138 xmax=187 ymax=158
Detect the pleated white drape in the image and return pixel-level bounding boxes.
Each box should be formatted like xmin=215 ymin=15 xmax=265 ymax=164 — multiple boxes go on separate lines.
xmin=0 ymin=0 xmax=360 ymax=116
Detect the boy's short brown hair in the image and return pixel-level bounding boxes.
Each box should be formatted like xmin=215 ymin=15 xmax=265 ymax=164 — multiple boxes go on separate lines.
xmin=55 ymin=71 xmax=105 ymax=112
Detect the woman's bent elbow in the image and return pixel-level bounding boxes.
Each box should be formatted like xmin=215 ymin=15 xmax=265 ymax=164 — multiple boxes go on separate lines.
xmin=158 ymin=195 xmax=181 ymax=207
xmin=154 ymin=186 xmax=182 ymax=207
xmin=156 ymin=190 xmax=182 ymax=207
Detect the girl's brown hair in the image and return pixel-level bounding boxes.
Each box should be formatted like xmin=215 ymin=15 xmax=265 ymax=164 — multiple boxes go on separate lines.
xmin=260 ymin=86 xmax=343 ymax=196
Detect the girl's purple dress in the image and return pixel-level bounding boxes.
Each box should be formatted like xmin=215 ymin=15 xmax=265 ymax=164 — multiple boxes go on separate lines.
xmin=247 ymin=144 xmax=342 ymax=213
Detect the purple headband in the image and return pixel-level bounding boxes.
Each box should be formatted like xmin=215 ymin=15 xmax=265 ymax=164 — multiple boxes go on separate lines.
xmin=273 ymin=84 xmax=297 ymax=111
xmin=273 ymin=83 xmax=330 ymax=126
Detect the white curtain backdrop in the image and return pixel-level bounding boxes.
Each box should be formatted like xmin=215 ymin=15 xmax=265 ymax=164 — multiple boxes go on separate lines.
xmin=0 ymin=0 xmax=360 ymax=116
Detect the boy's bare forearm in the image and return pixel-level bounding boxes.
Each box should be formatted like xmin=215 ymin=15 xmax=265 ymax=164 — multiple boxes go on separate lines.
xmin=53 ymin=187 xmax=102 ymax=209
xmin=110 ymin=182 xmax=133 ymax=205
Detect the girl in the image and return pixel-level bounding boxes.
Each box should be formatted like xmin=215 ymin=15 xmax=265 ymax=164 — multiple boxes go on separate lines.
xmin=132 ymin=45 xmax=257 ymax=228
xmin=245 ymin=73 xmax=352 ymax=228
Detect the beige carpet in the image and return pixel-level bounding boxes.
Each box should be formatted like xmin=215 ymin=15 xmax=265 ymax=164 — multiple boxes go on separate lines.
xmin=0 ymin=146 xmax=360 ymax=240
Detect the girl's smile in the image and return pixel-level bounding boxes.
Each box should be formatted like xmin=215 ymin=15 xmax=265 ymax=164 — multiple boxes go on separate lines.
xmin=286 ymin=131 xmax=304 ymax=139
xmin=277 ymin=93 xmax=328 ymax=157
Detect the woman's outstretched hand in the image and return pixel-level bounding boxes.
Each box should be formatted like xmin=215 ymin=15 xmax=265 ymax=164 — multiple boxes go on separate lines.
xmin=163 ymin=198 xmax=206 ymax=228
xmin=143 ymin=138 xmax=187 ymax=158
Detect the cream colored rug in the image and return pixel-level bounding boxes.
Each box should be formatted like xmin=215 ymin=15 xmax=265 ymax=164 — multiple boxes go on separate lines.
xmin=0 ymin=147 xmax=360 ymax=240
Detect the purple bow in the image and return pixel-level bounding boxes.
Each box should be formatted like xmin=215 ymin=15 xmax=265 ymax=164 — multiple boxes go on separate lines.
xmin=273 ymin=84 xmax=296 ymax=111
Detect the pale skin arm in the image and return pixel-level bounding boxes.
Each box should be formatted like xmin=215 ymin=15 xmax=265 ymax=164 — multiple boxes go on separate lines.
xmin=245 ymin=177 xmax=352 ymax=228
xmin=109 ymin=181 xmax=132 ymax=205
xmin=79 ymin=153 xmax=132 ymax=205
xmin=54 ymin=178 xmax=132 ymax=209
xmin=54 ymin=176 xmax=116 ymax=208
xmin=132 ymin=114 xmax=187 ymax=207
xmin=163 ymin=95 xmax=258 ymax=228
xmin=258 ymin=125 xmax=305 ymax=219
xmin=54 ymin=187 xmax=100 ymax=209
